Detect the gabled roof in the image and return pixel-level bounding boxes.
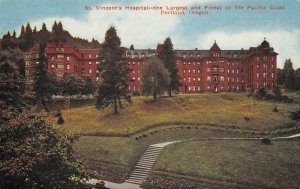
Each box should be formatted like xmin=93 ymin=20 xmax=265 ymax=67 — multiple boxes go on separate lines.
xmin=210 ymin=41 xmax=221 ymax=51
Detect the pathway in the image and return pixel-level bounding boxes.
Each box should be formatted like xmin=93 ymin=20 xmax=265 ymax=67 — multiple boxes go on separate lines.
xmin=125 ymin=141 xmax=180 ymax=185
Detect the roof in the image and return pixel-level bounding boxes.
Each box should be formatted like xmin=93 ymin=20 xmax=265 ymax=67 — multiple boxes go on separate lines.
xmin=210 ymin=41 xmax=221 ymax=51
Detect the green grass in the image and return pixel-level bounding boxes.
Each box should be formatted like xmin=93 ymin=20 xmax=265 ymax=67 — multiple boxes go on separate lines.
xmin=152 ymin=139 xmax=300 ymax=189
xmin=63 ymin=92 xmax=300 ymax=186
xmin=60 ymin=93 xmax=299 ymax=135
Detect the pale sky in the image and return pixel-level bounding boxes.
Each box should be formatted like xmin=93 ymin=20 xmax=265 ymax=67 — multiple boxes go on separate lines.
xmin=0 ymin=0 xmax=299 ymax=68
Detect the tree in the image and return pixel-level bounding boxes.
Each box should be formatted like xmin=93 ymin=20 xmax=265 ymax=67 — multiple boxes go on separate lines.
xmin=282 ymin=59 xmax=295 ymax=90
xmin=20 ymin=25 xmax=25 ymax=38
xmin=0 ymin=57 xmax=27 ymax=123
xmin=277 ymin=68 xmax=284 ymax=85
xmin=34 ymin=43 xmax=57 ymax=112
xmin=159 ymin=37 xmax=181 ymax=96
xmin=295 ymin=68 xmax=300 ymax=91
xmin=0 ymin=113 xmax=90 ymax=189
xmin=82 ymin=76 xmax=97 ymax=96
xmin=41 ymin=22 xmax=47 ymax=31
xmin=140 ymin=56 xmax=170 ymax=101
xmin=96 ymin=26 xmax=131 ymax=114
xmin=60 ymin=74 xmax=83 ymax=96
xmin=130 ymin=44 xmax=134 ymax=50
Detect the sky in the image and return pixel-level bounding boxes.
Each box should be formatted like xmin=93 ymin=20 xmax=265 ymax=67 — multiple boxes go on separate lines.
xmin=0 ymin=0 xmax=299 ymax=68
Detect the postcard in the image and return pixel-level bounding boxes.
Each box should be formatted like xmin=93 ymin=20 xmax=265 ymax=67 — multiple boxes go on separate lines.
xmin=0 ymin=0 xmax=299 ymax=189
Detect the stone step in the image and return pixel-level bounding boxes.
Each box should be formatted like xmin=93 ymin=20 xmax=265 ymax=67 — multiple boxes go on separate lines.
xmin=125 ymin=179 xmax=143 ymax=185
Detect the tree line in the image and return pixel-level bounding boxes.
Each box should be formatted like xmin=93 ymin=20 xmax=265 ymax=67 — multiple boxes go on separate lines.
xmin=277 ymin=59 xmax=300 ymax=91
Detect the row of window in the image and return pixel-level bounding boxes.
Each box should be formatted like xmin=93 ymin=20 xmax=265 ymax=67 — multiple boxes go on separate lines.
xmin=182 ymin=76 xmax=245 ymax=83
xmin=256 ymin=56 xmax=275 ymax=61
xmin=256 ymin=72 xmax=275 ymax=79
xmin=256 ymin=63 xmax=275 ymax=69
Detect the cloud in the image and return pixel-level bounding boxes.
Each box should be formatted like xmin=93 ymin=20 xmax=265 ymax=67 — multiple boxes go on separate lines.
xmin=197 ymin=29 xmax=300 ymax=68
xmin=29 ymin=0 xmax=229 ymax=48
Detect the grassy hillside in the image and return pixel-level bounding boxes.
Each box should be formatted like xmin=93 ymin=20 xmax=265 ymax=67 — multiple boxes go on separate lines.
xmin=59 ymin=93 xmax=300 ymax=188
xmin=60 ymin=93 xmax=298 ymax=135
xmin=150 ymin=139 xmax=300 ymax=189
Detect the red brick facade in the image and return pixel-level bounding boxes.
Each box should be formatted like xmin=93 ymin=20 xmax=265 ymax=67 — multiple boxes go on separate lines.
xmin=25 ymin=40 xmax=278 ymax=93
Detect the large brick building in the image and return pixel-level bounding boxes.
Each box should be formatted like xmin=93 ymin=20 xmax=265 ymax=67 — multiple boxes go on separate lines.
xmin=25 ymin=39 xmax=278 ymax=93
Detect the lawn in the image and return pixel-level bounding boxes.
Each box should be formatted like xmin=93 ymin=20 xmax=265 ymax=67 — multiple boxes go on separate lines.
xmin=150 ymin=139 xmax=300 ymax=189
xmin=62 ymin=92 xmax=300 ymax=187
xmin=60 ymin=93 xmax=299 ymax=135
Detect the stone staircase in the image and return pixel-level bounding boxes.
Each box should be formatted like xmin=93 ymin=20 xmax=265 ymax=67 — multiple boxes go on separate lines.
xmin=125 ymin=145 xmax=163 ymax=185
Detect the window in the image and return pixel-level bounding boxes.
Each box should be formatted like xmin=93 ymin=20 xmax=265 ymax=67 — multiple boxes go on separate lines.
xmin=220 ymin=67 xmax=224 ymax=72
xmin=193 ymin=69 xmax=196 ymax=73
xmin=183 ymin=70 xmax=186 ymax=73
xmin=232 ymin=69 xmax=234 ymax=73
xmin=51 ymin=56 xmax=55 ymax=60
xmin=188 ymin=69 xmax=191 ymax=73
xmin=272 ymin=64 xmax=274 ymax=69
xmin=138 ymin=77 xmax=140 ymax=81
xmin=188 ymin=77 xmax=191 ymax=82
xmin=89 ymin=54 xmax=92 ymax=58
xmin=51 ymin=64 xmax=55 ymax=69
xmin=207 ymin=85 xmax=211 ymax=90
xmin=197 ymin=69 xmax=200 ymax=73
xmin=89 ymin=62 xmax=92 ymax=65
xmin=89 ymin=68 xmax=92 ymax=74
xmin=237 ymin=69 xmax=239 ymax=74
xmin=207 ymin=68 xmax=211 ymax=72
xmin=272 ymin=73 xmax=274 ymax=78
xmin=96 ymin=61 xmax=99 ymax=64
xmin=257 ymin=73 xmax=259 ymax=79
xmin=188 ymin=86 xmax=191 ymax=91
xmin=66 ymin=64 xmax=70 ymax=70
xmin=197 ymin=86 xmax=201 ymax=91
xmin=193 ymin=77 xmax=196 ymax=81
xmin=257 ymin=64 xmax=259 ymax=68
xmin=25 ymin=61 xmax=30 ymax=66
xmin=96 ymin=77 xmax=99 ymax=81
xmin=67 ymin=56 xmax=70 ymax=61
xmin=198 ymin=78 xmax=200 ymax=81
xmin=220 ymin=76 xmax=224 ymax=81
xmin=133 ymin=70 xmax=135 ymax=73
xmin=207 ymin=76 xmax=211 ymax=81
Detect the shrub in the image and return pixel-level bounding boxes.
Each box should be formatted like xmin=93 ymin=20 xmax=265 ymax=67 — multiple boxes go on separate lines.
xmin=289 ymin=109 xmax=300 ymax=121
xmin=255 ymin=88 xmax=267 ymax=99
xmin=57 ymin=115 xmax=65 ymax=125
xmin=261 ymin=138 xmax=271 ymax=145
xmin=272 ymin=105 xmax=279 ymax=112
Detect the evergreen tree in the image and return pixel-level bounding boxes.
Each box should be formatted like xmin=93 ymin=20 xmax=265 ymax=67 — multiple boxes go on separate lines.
xmin=277 ymin=68 xmax=284 ymax=85
xmin=52 ymin=21 xmax=58 ymax=33
xmin=41 ymin=22 xmax=47 ymax=31
xmin=283 ymin=59 xmax=295 ymax=90
xmin=34 ymin=43 xmax=56 ymax=112
xmin=12 ymin=30 xmax=16 ymax=39
xmin=130 ymin=44 xmax=134 ymax=50
xmin=159 ymin=37 xmax=181 ymax=96
xmin=141 ymin=56 xmax=170 ymax=101
xmin=20 ymin=25 xmax=25 ymax=38
xmin=57 ymin=21 xmax=63 ymax=32
xmin=96 ymin=26 xmax=131 ymax=114
xmin=22 ymin=22 xmax=34 ymax=50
